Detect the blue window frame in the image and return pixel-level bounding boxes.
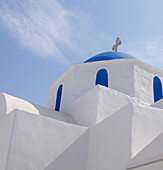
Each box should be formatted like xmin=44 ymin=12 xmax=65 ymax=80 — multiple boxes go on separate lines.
xmin=55 ymin=84 xmax=63 ymax=111
xmin=95 ymin=69 xmax=108 ymax=87
xmin=153 ymin=76 xmax=162 ymax=102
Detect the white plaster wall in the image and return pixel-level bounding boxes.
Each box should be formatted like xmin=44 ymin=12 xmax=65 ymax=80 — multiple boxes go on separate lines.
xmin=132 ymin=104 xmax=163 ymax=157
xmin=45 ymin=131 xmax=89 ymax=170
xmin=31 ymin=105 xmax=76 ymax=124
xmin=0 ymin=112 xmax=15 ymax=170
xmin=47 ymin=66 xmax=74 ymax=110
xmin=127 ymin=161 xmax=163 ymax=170
xmin=0 ymin=92 xmax=75 ymax=124
xmin=134 ymin=64 xmax=163 ymax=104
xmin=71 ymin=60 xmax=135 ymax=106
xmin=97 ymin=85 xmax=131 ymax=123
xmin=0 ymin=92 xmax=39 ymax=119
xmin=71 ymin=62 xmax=109 ymax=103
xmin=134 ymin=65 xmax=155 ymax=104
xmin=151 ymin=98 xmax=163 ymax=109
xmin=127 ymin=133 xmax=163 ymax=170
xmin=87 ymin=103 xmax=163 ymax=170
xmin=87 ymin=104 xmax=132 ymax=170
xmin=47 ymin=59 xmax=135 ymax=110
xmin=47 ymin=59 xmax=163 ymax=111
xmin=63 ymin=85 xmax=131 ymax=126
xmin=108 ymin=60 xmax=134 ymax=97
xmin=133 ymin=59 xmax=163 ymax=77
xmin=5 ymin=110 xmax=88 ymax=170
xmin=62 ymin=86 xmax=99 ymax=126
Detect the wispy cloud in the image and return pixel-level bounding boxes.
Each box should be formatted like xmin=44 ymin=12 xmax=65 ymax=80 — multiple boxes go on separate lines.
xmin=1 ymin=0 xmax=163 ymax=68
xmin=122 ymin=38 xmax=163 ymax=69
xmin=0 ymin=0 xmax=114 ymax=64
xmin=0 ymin=0 xmax=77 ymax=63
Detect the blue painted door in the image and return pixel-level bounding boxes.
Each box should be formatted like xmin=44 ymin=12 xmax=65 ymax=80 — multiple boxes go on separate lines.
xmin=55 ymin=84 xmax=63 ymax=111
xmin=153 ymin=76 xmax=162 ymax=102
xmin=96 ymin=69 xmax=108 ymax=87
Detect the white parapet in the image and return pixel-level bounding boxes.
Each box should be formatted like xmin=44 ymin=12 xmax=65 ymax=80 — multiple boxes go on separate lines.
xmin=0 ymin=109 xmax=88 ymax=170
xmin=63 ymin=85 xmax=131 ymax=126
xmin=0 ymin=92 xmax=40 ymax=119
xmin=45 ymin=102 xmax=163 ymax=170
xmin=0 ymin=92 xmax=75 ymax=124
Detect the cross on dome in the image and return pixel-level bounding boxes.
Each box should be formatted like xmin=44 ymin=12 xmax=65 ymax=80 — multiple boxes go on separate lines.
xmin=112 ymin=37 xmax=121 ymax=52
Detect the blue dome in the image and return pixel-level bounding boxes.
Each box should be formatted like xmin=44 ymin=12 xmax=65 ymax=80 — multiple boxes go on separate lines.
xmin=84 ymin=51 xmax=134 ymax=63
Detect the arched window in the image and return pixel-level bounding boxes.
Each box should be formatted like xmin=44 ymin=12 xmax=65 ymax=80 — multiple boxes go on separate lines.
xmin=55 ymin=84 xmax=63 ymax=111
xmin=153 ymin=76 xmax=162 ymax=102
xmin=95 ymin=69 xmax=108 ymax=87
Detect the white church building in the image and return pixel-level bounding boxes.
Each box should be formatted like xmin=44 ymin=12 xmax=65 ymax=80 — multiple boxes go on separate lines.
xmin=0 ymin=42 xmax=163 ymax=169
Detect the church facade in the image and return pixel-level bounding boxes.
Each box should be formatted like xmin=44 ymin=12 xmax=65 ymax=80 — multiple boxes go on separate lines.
xmin=0 ymin=51 xmax=163 ymax=170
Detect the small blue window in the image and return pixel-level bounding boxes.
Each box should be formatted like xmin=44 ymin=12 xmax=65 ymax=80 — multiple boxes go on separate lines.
xmin=55 ymin=84 xmax=63 ymax=111
xmin=153 ymin=76 xmax=162 ymax=102
xmin=95 ymin=69 xmax=108 ymax=87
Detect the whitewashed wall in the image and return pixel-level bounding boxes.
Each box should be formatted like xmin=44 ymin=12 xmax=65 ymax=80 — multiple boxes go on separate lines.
xmin=132 ymin=104 xmax=163 ymax=157
xmin=47 ymin=66 xmax=74 ymax=110
xmin=127 ymin=133 xmax=163 ymax=170
xmin=3 ymin=110 xmax=87 ymax=170
xmin=129 ymin=161 xmax=163 ymax=170
xmin=134 ymin=65 xmax=163 ymax=104
xmin=47 ymin=59 xmax=135 ymax=111
xmin=47 ymin=59 xmax=163 ymax=112
xmin=151 ymin=98 xmax=163 ymax=109
xmin=63 ymin=85 xmax=131 ymax=126
xmin=0 ymin=92 xmax=75 ymax=124
xmin=0 ymin=112 xmax=15 ymax=170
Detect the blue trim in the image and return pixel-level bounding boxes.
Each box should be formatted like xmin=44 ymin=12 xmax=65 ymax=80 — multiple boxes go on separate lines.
xmin=153 ymin=76 xmax=162 ymax=102
xmin=96 ymin=69 xmax=108 ymax=87
xmin=55 ymin=84 xmax=63 ymax=111
xmin=84 ymin=51 xmax=134 ymax=63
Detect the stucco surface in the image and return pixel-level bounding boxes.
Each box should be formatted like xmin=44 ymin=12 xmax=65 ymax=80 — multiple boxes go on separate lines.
xmin=0 ymin=92 xmax=39 ymax=119
xmin=46 ymin=104 xmax=132 ymax=170
xmin=47 ymin=66 xmax=74 ymax=110
xmin=151 ymin=98 xmax=163 ymax=109
xmin=45 ymin=131 xmax=89 ymax=170
xmin=134 ymin=65 xmax=155 ymax=104
xmin=87 ymin=104 xmax=132 ymax=170
xmin=127 ymin=161 xmax=163 ymax=170
xmin=63 ymin=85 xmax=131 ymax=126
xmin=5 ymin=110 xmax=88 ymax=170
xmin=132 ymin=104 xmax=163 ymax=157
xmin=62 ymin=85 xmax=99 ymax=126
xmin=44 ymin=102 xmax=163 ymax=170
xmin=47 ymin=59 xmax=135 ymax=110
xmin=127 ymin=133 xmax=163 ymax=169
xmin=1 ymin=58 xmax=163 ymax=170
xmin=0 ymin=92 xmax=75 ymax=124
xmin=0 ymin=112 xmax=15 ymax=170
xmin=48 ymin=59 xmax=163 ymax=111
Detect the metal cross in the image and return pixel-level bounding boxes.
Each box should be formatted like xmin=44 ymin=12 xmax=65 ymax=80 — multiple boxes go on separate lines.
xmin=112 ymin=37 xmax=121 ymax=52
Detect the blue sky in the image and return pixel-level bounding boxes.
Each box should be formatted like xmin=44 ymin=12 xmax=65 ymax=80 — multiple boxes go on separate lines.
xmin=0 ymin=0 xmax=163 ymax=106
